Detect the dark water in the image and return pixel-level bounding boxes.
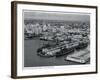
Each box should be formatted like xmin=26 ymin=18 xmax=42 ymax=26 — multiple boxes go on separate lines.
xmin=24 ymin=39 xmax=90 ymax=67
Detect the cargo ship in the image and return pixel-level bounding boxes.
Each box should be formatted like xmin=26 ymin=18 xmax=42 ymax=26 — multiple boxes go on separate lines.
xmin=55 ymin=42 xmax=78 ymax=57
xmin=37 ymin=41 xmax=78 ymax=57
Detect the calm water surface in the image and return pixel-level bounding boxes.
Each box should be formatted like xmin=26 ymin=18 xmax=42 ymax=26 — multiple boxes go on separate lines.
xmin=24 ymin=39 xmax=90 ymax=67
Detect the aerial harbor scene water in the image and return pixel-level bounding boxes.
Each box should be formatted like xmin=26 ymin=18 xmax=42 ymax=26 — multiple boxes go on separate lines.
xmin=24 ymin=11 xmax=90 ymax=67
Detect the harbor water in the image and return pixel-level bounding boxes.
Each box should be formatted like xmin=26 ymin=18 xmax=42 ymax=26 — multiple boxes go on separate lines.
xmin=24 ymin=39 xmax=90 ymax=67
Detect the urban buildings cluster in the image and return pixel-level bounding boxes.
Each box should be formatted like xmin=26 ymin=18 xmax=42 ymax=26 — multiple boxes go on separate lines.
xmin=24 ymin=20 xmax=90 ymax=41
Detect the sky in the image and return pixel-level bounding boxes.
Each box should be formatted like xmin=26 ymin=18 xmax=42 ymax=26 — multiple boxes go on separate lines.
xmin=24 ymin=10 xmax=90 ymax=22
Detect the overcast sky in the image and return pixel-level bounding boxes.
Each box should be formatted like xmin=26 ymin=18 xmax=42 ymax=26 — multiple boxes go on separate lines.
xmin=24 ymin=11 xmax=90 ymax=22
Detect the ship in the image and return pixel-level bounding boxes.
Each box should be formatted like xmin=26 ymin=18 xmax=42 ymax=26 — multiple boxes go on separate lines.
xmin=37 ymin=43 xmax=61 ymax=57
xmin=55 ymin=41 xmax=78 ymax=57
xmin=37 ymin=41 xmax=78 ymax=57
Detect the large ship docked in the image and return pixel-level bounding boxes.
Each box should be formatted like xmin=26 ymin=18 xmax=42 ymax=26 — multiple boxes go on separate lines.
xmin=37 ymin=37 xmax=89 ymax=57
xmin=37 ymin=41 xmax=79 ymax=57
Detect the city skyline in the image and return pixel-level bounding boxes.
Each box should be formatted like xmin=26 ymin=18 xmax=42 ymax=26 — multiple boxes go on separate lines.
xmin=24 ymin=11 xmax=90 ymax=22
